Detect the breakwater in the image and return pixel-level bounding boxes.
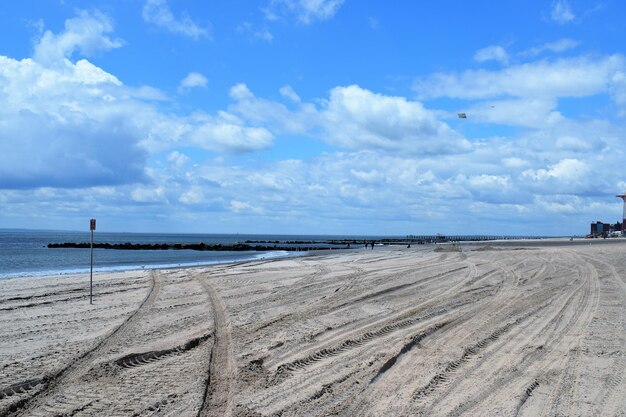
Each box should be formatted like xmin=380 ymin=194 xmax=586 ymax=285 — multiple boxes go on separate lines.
xmin=47 ymin=242 xmax=323 ymax=252
xmin=49 ymin=235 xmax=550 ymax=252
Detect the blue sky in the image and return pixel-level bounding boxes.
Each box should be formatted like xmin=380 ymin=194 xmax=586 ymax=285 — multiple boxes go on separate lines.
xmin=1 ymin=0 xmax=625 ymax=235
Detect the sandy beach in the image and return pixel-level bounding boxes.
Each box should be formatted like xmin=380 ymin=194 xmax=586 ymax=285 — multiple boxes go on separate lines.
xmin=0 ymin=240 xmax=624 ymax=417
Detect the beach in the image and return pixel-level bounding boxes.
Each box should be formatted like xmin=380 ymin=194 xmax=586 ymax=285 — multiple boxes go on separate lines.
xmin=0 ymin=240 xmax=624 ymax=416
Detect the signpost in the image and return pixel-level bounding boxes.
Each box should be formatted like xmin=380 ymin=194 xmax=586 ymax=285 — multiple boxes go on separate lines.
xmin=90 ymin=219 xmax=96 ymax=304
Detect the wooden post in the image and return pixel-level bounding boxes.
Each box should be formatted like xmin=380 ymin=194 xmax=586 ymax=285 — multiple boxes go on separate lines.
xmin=90 ymin=219 xmax=96 ymax=304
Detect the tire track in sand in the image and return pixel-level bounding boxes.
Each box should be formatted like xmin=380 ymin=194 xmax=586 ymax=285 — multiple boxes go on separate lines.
xmin=1 ymin=270 xmax=161 ymax=417
xmin=195 ymin=273 xmax=236 ymax=417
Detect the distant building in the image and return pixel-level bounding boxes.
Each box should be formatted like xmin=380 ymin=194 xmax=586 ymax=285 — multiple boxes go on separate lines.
xmin=590 ymin=221 xmax=622 ymax=237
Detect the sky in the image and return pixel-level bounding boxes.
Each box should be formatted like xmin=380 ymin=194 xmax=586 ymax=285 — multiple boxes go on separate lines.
xmin=0 ymin=0 xmax=625 ymax=236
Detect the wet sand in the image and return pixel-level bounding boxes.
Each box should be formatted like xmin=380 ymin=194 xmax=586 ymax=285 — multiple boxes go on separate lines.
xmin=0 ymin=240 xmax=625 ymax=416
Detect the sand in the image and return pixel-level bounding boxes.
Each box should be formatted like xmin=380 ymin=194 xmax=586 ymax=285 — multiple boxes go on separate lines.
xmin=0 ymin=240 xmax=624 ymax=416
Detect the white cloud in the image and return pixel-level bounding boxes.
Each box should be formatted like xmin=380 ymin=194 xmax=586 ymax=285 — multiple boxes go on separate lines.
xmin=468 ymin=174 xmax=510 ymax=188
xmin=228 ymin=84 xmax=313 ymax=134
xmin=229 ymin=83 xmax=254 ymax=100
xmin=502 ymin=157 xmax=528 ymax=169
xmin=554 ymin=135 xmax=599 ymax=152
xmin=540 ymin=201 xmax=577 ymax=214
xmin=249 ymin=172 xmax=295 ymax=190
xmin=166 ymin=151 xmax=190 ymax=168
xmin=0 ymin=55 xmax=148 ymax=189
xmin=188 ymin=116 xmax=274 ymax=153
xmin=521 ymin=38 xmax=580 ymax=57
xmin=265 ymin=0 xmax=344 ymax=24
xmin=4 ymin=117 xmax=625 ymax=233
xmin=228 ymin=84 xmax=471 ymax=155
xmin=279 ymin=85 xmax=301 ymax=103
xmin=230 ymin=200 xmax=263 ymax=214
xmin=224 ymin=84 xmax=470 ymax=155
xmin=172 ymin=146 xmax=610 ymax=230
xmin=33 ymin=10 xmax=124 ymax=66
xmin=0 ymin=22 xmax=280 ymax=190
xmin=179 ymin=186 xmax=205 ymax=205
xmin=474 ymin=45 xmax=509 ymax=65
xmin=319 ymin=85 xmax=471 ymax=155
xmin=463 ymin=98 xmax=563 ymax=128
xmin=236 ymin=22 xmax=274 ymax=42
xmin=551 ymin=0 xmax=575 ymax=24
xmin=178 ymin=72 xmax=208 ymax=92
xmin=522 ymin=159 xmax=590 ymax=187
xmin=228 ymin=83 xmax=473 ymax=155
xmin=142 ymin=0 xmax=210 ymax=40
xmin=414 ymin=55 xmax=626 ymax=102
xmin=350 ymin=169 xmax=385 ymax=185
xmin=131 ymin=186 xmax=166 ymax=203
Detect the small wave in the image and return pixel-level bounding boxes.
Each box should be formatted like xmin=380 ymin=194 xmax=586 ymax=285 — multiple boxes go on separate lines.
xmin=0 ymin=250 xmax=300 ymax=280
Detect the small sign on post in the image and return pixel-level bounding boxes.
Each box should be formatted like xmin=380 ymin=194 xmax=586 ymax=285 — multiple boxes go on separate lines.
xmin=90 ymin=219 xmax=96 ymax=304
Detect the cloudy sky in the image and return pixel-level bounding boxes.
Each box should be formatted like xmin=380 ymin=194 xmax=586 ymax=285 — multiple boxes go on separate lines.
xmin=1 ymin=0 xmax=625 ymax=235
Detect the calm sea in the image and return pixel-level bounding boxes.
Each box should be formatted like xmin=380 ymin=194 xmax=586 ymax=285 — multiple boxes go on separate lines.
xmin=0 ymin=230 xmax=389 ymax=279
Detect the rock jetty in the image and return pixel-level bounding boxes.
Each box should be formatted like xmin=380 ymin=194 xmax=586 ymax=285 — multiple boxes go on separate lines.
xmin=47 ymin=242 xmax=325 ymax=252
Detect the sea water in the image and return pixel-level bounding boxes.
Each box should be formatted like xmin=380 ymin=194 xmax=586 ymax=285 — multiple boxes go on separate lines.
xmin=0 ymin=230 xmax=387 ymax=279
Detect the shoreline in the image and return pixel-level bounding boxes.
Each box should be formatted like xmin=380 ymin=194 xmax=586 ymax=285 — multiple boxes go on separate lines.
xmin=4 ymin=236 xmax=625 ymax=281
xmin=0 ymin=249 xmax=301 ymax=281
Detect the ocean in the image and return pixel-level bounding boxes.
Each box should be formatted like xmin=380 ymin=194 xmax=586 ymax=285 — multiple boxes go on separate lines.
xmin=0 ymin=230 xmax=389 ymax=279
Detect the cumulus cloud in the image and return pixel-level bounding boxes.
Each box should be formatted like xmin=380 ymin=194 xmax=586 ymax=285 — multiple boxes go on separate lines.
xmin=179 ymin=186 xmax=206 ymax=205
xmin=178 ymin=72 xmax=208 ymax=92
xmin=33 ymin=10 xmax=124 ymax=65
xmin=166 ymin=151 xmax=190 ymax=168
xmin=319 ymin=85 xmax=471 ymax=155
xmin=0 ymin=55 xmax=147 ymax=189
xmin=227 ymin=84 xmax=470 ymax=155
xmin=523 ymin=158 xmax=589 ymax=182
xmin=142 ymin=0 xmax=210 ymax=39
xmin=188 ymin=117 xmax=274 ymax=153
xmin=551 ymin=0 xmax=575 ymax=24
xmin=265 ymin=0 xmax=344 ymax=24
xmin=474 ymin=45 xmax=509 ymax=65
xmin=228 ymin=83 xmax=314 ymax=134
xmin=521 ymin=158 xmax=597 ymax=195
xmin=0 ymin=13 xmax=277 ymax=190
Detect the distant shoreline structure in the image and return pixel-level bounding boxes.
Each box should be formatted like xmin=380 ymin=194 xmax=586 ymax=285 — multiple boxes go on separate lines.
xmin=48 ymin=242 xmax=318 ymax=252
xmin=48 ymin=235 xmax=564 ymax=252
